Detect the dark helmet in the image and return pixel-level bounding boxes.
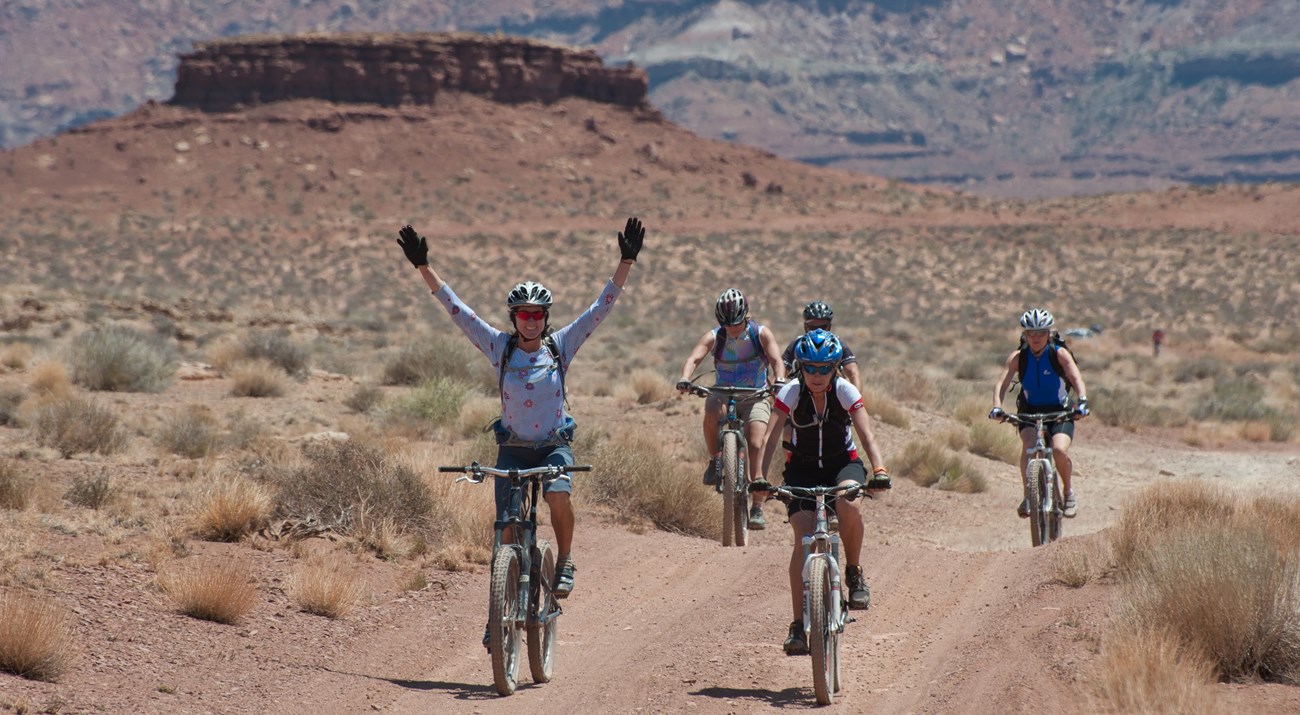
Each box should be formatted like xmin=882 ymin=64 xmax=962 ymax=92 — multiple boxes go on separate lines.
xmin=803 ymin=301 xmax=834 ymax=322
xmin=794 ymin=328 xmax=843 ymax=364
xmin=506 ymin=281 xmax=553 ymax=309
xmin=714 ymin=288 xmax=748 ymax=326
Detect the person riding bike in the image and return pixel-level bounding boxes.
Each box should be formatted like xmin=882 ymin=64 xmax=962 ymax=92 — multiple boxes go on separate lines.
xmin=781 ymin=301 xmax=862 ymax=389
xmin=988 ymin=308 xmax=1089 ymax=519
xmin=676 ymin=288 xmax=786 ymax=530
xmin=753 ymin=329 xmax=890 ymax=655
xmin=396 ymin=217 xmax=645 ymax=609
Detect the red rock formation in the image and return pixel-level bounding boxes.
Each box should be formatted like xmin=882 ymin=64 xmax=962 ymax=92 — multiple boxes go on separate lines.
xmin=170 ymin=32 xmax=648 ymax=111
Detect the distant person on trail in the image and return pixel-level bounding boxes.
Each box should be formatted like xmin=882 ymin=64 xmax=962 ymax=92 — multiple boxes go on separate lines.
xmin=1152 ymin=328 xmax=1165 ymax=357
xmin=752 ymin=329 xmax=890 ymax=655
xmin=676 ymin=288 xmax=786 ymax=530
xmin=395 ymin=217 xmax=645 ymax=618
xmin=781 ymin=301 xmax=862 ymax=389
xmin=988 ymin=308 xmax=1089 ymax=519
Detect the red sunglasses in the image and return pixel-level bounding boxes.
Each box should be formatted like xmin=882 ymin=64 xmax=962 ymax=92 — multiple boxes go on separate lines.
xmin=514 ymin=309 xmax=548 ymax=322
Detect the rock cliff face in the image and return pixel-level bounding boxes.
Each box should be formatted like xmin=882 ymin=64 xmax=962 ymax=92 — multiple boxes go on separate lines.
xmin=169 ymin=33 xmax=648 ymax=111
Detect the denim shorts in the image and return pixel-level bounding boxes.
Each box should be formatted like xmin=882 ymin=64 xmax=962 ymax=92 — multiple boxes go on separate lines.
xmin=493 ymin=444 xmax=574 ymax=515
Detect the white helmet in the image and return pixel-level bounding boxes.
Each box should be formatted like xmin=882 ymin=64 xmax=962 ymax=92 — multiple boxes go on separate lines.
xmin=714 ymin=288 xmax=748 ymax=326
xmin=1019 ymin=308 xmax=1055 ymax=330
xmin=506 ymin=281 xmax=553 ymax=309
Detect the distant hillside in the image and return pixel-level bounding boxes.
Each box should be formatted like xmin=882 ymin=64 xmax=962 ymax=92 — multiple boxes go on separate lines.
xmin=2 ymin=0 xmax=1299 ymax=196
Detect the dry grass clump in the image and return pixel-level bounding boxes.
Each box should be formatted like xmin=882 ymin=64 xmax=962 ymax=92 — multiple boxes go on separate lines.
xmin=27 ymin=361 xmax=72 ymax=400
xmin=192 ymin=477 xmax=273 ymax=542
xmin=29 ymin=396 xmax=126 ymax=457
xmin=343 ymin=383 xmax=384 ymax=414
xmin=457 ymin=394 xmax=500 ymax=439
xmin=0 ymin=460 xmax=34 ymax=511
xmin=1092 ymin=386 xmax=1166 ymax=430
xmin=892 ymin=440 xmax=987 ymax=493
xmin=155 ymin=405 xmax=221 ymax=458
xmin=967 ymin=421 xmax=1020 ymax=464
xmin=159 ymin=560 xmax=258 ymax=624
xmin=1172 ymin=356 xmax=1225 ymax=383
xmin=1111 ymin=482 xmax=1300 ymax=684
xmin=0 ymin=384 xmax=24 ymax=426
xmin=0 ymin=592 xmax=76 ymax=682
xmin=382 ymin=377 xmax=474 ymax=435
xmin=235 ymin=330 xmax=310 ymax=378
xmin=229 ymin=359 xmax=290 ymax=397
xmin=67 ymin=323 xmax=177 ymax=393
xmin=291 ymin=552 xmax=365 ymax=618
xmin=0 ymin=342 xmax=33 ymax=370
xmin=861 ymin=384 xmax=909 ymax=429
xmin=64 ymin=470 xmax=114 ymax=510
xmin=1051 ymin=539 xmax=1108 ymax=587
xmin=1091 ymin=626 xmax=1219 ymax=715
xmin=629 ymin=368 xmax=675 ymax=404
xmin=381 ymin=334 xmax=494 ymax=390
xmin=274 ymin=440 xmax=433 ymax=539
xmin=881 ymin=367 xmax=937 ymax=406
xmin=585 ymin=431 xmax=718 ymax=539
xmin=1192 ymin=376 xmax=1273 ymax=422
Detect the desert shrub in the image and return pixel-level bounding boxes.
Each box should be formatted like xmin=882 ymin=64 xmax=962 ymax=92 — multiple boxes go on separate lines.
xmin=65 ymin=470 xmax=114 ymax=509
xmin=1093 ymin=386 xmax=1164 ymax=430
xmin=229 ymin=359 xmax=289 ymax=398
xmin=967 ymin=421 xmax=1020 ymax=464
xmin=1110 ymin=481 xmax=1236 ymax=576
xmin=239 ymin=329 xmax=310 ymax=378
xmin=291 ymin=553 xmax=364 ymax=618
xmin=457 ymin=394 xmax=500 ymax=439
xmin=343 ymin=383 xmax=384 ymax=414
xmin=882 ymin=367 xmax=937 ymax=406
xmin=192 ymin=477 xmax=272 ymax=542
xmin=1052 ymin=539 xmax=1106 ymax=588
xmin=0 ymin=384 xmax=23 ymax=426
xmin=160 ymin=561 xmax=257 ymax=624
xmin=274 ymin=440 xmax=432 ymax=537
xmin=0 ymin=460 xmax=34 ymax=511
xmin=585 ymin=431 xmax=717 ymax=539
xmin=630 ymin=368 xmax=675 ymax=404
xmin=383 ymin=376 xmax=472 ymax=432
xmin=1172 ymin=356 xmax=1224 ymax=383
xmin=861 ymin=385 xmax=909 ymax=429
xmin=0 ymin=593 xmax=75 ymax=681
xmin=0 ymin=342 xmax=32 ymax=370
xmin=27 ymin=362 xmax=72 ymax=400
xmin=953 ymin=358 xmax=987 ymax=381
xmin=891 ymin=440 xmax=986 ymax=492
xmin=1192 ymin=376 xmax=1272 ymax=422
xmin=1092 ymin=626 xmax=1219 ymax=715
xmin=223 ymin=411 xmax=270 ymax=452
xmin=381 ymin=335 xmax=493 ymax=390
xmin=67 ymin=324 xmax=177 ymax=392
xmin=30 ymin=396 xmax=126 ymax=457
xmin=1265 ymin=413 xmax=1296 ymax=442
xmin=155 ymin=405 xmax=221 ymax=458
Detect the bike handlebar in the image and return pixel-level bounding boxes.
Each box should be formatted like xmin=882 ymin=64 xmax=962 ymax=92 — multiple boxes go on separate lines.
xmin=438 ymin=462 xmax=593 ymax=480
xmin=1005 ymin=411 xmax=1074 ymax=428
xmin=685 ymin=383 xmax=775 ymax=402
xmin=751 ymin=481 xmax=862 ymax=500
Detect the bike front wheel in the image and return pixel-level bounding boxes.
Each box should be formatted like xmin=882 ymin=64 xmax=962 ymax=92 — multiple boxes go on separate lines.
xmin=1026 ymin=460 xmax=1047 ymax=547
xmin=720 ymin=431 xmax=742 ymax=547
xmin=808 ymin=557 xmax=837 ymax=705
xmin=1046 ymin=469 xmax=1063 ymax=543
xmin=489 ymin=546 xmax=523 ymax=695
xmin=527 ymin=539 xmax=558 ymax=684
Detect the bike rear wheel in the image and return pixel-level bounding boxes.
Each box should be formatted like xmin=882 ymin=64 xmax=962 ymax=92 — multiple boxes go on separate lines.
xmin=1026 ymin=460 xmax=1047 ymax=547
xmin=720 ymin=432 xmax=741 ymax=547
xmin=527 ymin=539 xmax=558 ymax=684
xmin=809 ymin=558 xmax=836 ymax=705
xmin=489 ymin=547 xmax=522 ymax=696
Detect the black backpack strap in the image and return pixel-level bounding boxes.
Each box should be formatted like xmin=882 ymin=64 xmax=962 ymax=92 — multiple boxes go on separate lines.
xmin=498 ymin=333 xmax=566 ymax=404
xmin=498 ymin=334 xmax=519 ymax=395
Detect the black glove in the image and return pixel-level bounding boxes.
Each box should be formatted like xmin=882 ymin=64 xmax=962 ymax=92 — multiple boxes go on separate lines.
xmin=1073 ymin=398 xmax=1090 ymax=418
xmin=866 ymin=472 xmax=892 ymax=491
xmin=748 ymin=479 xmax=775 ymax=494
xmin=618 ymin=217 xmax=645 ymax=262
xmin=988 ymin=407 xmax=1006 ymax=421
xmin=676 ymin=379 xmax=691 ymax=393
xmin=397 ymin=225 xmax=429 ymax=268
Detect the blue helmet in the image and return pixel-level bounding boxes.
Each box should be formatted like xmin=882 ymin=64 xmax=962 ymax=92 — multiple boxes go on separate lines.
xmin=794 ymin=329 xmax=843 ymax=365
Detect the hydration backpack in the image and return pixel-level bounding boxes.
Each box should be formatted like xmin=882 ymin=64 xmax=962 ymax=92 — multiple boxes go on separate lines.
xmin=1015 ymin=331 xmax=1080 ymax=394
xmin=499 ymin=331 xmax=566 ymax=403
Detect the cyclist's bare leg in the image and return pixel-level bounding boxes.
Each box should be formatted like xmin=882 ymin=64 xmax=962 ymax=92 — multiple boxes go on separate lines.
xmin=788 ymin=511 xmax=816 ymax=620
xmin=835 ymin=496 xmax=863 ymax=567
xmin=745 ymin=417 xmax=768 ymax=508
xmin=544 ymin=491 xmax=575 ymax=558
xmin=1018 ymin=427 xmax=1035 ymax=489
xmin=702 ymin=402 xmax=723 ymax=457
xmin=1051 ymin=433 xmax=1074 ymax=495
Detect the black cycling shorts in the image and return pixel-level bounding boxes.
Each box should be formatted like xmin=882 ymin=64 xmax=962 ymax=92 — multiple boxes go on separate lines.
xmin=780 ymin=458 xmax=867 ymax=517
xmin=1017 ymin=405 xmax=1075 ymax=440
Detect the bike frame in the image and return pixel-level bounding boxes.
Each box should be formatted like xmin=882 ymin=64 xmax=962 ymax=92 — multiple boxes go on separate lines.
xmin=774 ymin=484 xmax=852 ymax=638
xmin=1007 ymin=411 xmax=1072 ymax=544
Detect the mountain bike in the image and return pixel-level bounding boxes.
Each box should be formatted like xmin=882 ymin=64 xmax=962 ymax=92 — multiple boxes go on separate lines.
xmin=685 ymin=381 xmax=774 ymax=547
xmin=755 ymin=481 xmax=860 ymax=705
xmin=1004 ymin=411 xmax=1073 ymax=547
xmin=438 ymin=461 xmax=591 ymax=696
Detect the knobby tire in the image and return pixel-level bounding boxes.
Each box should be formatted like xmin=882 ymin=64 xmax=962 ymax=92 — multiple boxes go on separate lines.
xmin=1046 ymin=468 xmax=1063 ymax=543
xmin=527 ymin=539 xmax=558 ymax=684
xmin=721 ymin=432 xmax=740 ymax=547
xmin=809 ymin=558 xmax=835 ymax=705
xmin=489 ymin=547 xmax=522 ymax=695
xmin=1027 ymin=460 xmax=1046 ymax=547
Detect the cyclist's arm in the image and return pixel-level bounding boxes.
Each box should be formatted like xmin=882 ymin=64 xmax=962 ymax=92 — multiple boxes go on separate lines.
xmin=758 ymin=326 xmax=787 ymax=383
xmin=992 ymin=350 xmax=1020 ymax=411
xmin=550 ymin=280 xmax=624 ymax=364
xmin=843 ymin=387 xmax=885 ymax=472
xmin=679 ymin=330 xmax=716 ymax=382
xmin=1057 ymin=348 xmax=1087 ymax=403
xmin=841 ymin=361 xmax=863 ymax=392
xmin=432 ymin=284 xmax=508 ymax=364
xmin=759 ymin=406 xmax=788 ymax=478
xmin=415 ymin=264 xmax=446 ymax=293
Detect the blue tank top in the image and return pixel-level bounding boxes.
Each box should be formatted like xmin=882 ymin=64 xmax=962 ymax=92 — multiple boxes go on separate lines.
xmin=714 ymin=321 xmax=768 ymax=388
xmin=1022 ymin=346 xmax=1069 ymax=408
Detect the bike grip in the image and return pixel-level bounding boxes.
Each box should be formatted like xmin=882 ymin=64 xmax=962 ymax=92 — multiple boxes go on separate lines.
xmin=567 ymin=465 xmax=593 ymax=472
xmin=438 ymin=466 xmax=467 ymax=473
